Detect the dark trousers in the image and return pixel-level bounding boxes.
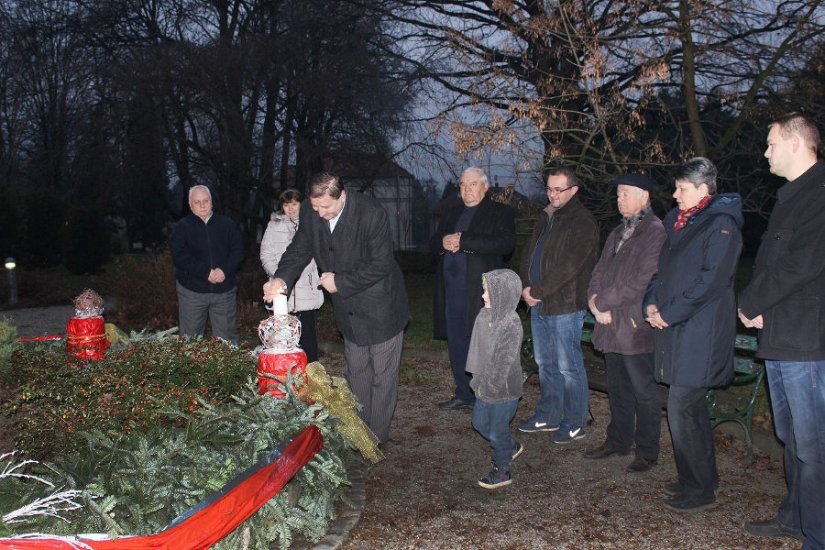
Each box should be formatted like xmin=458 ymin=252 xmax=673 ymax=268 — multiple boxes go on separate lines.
xmin=176 ymin=282 xmax=239 ymax=345
xmin=445 ymin=312 xmax=474 ymax=403
xmin=297 ymin=309 xmax=319 ymax=362
xmin=604 ymin=352 xmax=661 ymax=460
xmin=667 ymin=385 xmax=718 ymax=499
xmin=343 ymin=330 xmax=404 ymax=443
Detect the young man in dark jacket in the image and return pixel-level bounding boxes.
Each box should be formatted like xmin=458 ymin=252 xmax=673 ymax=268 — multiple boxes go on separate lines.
xmin=519 ymin=166 xmax=600 ymax=443
xmin=739 ymin=113 xmax=825 ymax=547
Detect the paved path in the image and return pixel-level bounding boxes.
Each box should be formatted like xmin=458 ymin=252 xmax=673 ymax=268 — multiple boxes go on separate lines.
xmin=2 ymin=305 xmax=75 ymax=338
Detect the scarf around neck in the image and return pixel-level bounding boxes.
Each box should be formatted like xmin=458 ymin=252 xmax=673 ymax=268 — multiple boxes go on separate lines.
xmin=615 ymin=206 xmax=649 ymax=254
xmin=674 ymin=194 xmax=712 ymax=232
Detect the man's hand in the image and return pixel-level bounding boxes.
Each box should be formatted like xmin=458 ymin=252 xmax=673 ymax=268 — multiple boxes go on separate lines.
xmin=442 ymin=232 xmax=461 ymax=253
xmin=208 ymin=268 xmax=226 ymax=284
xmin=263 ymin=278 xmax=287 ymax=302
xmin=522 ymin=286 xmax=542 ymax=307
xmin=588 ymin=294 xmax=612 ymax=325
xmin=645 ymin=304 xmax=669 ymax=330
xmin=319 ymin=272 xmax=338 ymax=294
xmin=738 ymin=309 xmax=764 ymax=329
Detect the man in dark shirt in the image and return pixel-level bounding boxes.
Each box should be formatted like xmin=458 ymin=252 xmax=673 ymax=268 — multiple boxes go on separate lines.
xmin=170 ymin=185 xmax=244 ymax=344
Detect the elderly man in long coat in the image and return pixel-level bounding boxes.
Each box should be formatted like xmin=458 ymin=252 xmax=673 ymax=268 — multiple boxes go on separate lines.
xmin=431 ymin=167 xmax=516 ymax=410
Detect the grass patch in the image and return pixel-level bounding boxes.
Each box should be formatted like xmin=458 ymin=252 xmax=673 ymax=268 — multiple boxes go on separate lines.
xmin=399 ymin=360 xmax=440 ymax=386
xmin=404 ymin=273 xmax=448 ymax=351
xmin=315 ymin=272 xmax=447 ymax=351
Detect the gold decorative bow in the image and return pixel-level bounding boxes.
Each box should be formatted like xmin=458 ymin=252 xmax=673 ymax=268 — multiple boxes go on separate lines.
xmin=301 ymin=362 xmax=384 ymax=463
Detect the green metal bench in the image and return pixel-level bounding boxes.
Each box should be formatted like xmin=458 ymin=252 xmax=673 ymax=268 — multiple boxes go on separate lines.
xmin=521 ymin=317 xmax=765 ymax=458
xmin=705 ymin=334 xmax=764 ymax=459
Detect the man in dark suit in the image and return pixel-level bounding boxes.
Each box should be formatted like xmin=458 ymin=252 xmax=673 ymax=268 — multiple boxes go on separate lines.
xmin=431 ymin=167 xmax=516 ymax=410
xmin=263 ymin=172 xmax=409 ymax=443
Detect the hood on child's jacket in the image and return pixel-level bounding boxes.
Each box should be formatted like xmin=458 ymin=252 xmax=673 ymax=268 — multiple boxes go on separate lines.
xmin=484 ymin=268 xmax=522 ymax=324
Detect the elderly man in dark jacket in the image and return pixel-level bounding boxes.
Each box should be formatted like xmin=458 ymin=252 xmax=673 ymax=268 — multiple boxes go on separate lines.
xmin=431 ymin=167 xmax=516 ymax=410
xmin=263 ymin=172 xmax=409 ymax=443
xmin=519 ymin=166 xmax=600 ymax=444
xmin=584 ymin=174 xmax=665 ymax=473
xmin=739 ymin=114 xmax=825 ymax=546
xmin=644 ymin=157 xmax=743 ymax=512
xmin=171 ymin=185 xmax=245 ymax=344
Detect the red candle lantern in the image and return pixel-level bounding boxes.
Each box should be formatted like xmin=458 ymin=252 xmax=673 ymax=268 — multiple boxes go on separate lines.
xmin=257 ymin=349 xmax=308 ymax=398
xmin=66 ymin=289 xmax=110 ymax=361
xmin=256 ymin=295 xmax=307 ymax=397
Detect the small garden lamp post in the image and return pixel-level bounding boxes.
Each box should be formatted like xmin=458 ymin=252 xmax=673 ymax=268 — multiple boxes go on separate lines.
xmin=4 ymin=257 xmax=17 ymax=305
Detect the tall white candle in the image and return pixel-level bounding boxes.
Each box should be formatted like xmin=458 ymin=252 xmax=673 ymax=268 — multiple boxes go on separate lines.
xmin=272 ymin=294 xmax=288 ymax=315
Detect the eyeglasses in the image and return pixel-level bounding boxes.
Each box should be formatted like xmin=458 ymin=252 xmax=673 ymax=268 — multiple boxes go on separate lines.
xmin=546 ymin=185 xmax=577 ymax=195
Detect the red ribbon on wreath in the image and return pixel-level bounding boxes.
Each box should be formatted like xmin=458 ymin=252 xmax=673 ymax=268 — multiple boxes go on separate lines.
xmin=0 ymin=425 xmax=324 ymax=550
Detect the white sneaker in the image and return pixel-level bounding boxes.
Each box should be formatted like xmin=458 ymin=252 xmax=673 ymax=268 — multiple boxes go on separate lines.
xmin=552 ymin=426 xmax=586 ymax=444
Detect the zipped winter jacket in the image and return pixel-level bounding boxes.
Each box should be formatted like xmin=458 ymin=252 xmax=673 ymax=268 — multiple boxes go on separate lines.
xmin=644 ymin=194 xmax=743 ymax=388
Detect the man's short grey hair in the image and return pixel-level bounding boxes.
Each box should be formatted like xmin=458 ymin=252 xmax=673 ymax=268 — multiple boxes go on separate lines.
xmin=188 ymin=185 xmax=212 ymax=201
xmin=673 ymin=157 xmax=717 ymax=194
xmin=460 ymin=167 xmax=489 ymax=185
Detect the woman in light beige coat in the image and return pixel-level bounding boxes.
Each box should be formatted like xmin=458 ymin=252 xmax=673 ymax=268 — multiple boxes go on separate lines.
xmin=260 ymin=189 xmax=324 ymax=361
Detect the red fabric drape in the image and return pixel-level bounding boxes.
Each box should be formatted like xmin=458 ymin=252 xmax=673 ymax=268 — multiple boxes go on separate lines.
xmin=16 ymin=335 xmax=63 ymax=343
xmin=0 ymin=425 xmax=323 ymax=550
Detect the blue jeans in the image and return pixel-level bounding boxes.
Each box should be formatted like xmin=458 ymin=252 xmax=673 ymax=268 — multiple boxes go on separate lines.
xmin=667 ymin=385 xmax=718 ymax=500
xmin=530 ymin=308 xmax=588 ymax=428
xmin=766 ymin=360 xmax=825 ymax=549
xmin=472 ymin=398 xmax=519 ymax=471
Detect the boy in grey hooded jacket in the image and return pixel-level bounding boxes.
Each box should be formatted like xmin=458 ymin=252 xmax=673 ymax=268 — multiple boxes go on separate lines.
xmin=466 ymin=268 xmax=524 ymax=489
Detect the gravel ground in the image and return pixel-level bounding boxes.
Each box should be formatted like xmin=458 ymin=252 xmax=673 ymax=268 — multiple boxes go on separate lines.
xmin=319 ymin=354 xmax=798 ymax=550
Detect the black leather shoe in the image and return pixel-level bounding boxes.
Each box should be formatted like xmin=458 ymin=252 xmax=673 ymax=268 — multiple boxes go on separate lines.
xmin=664 ymin=481 xmax=719 ymax=497
xmin=745 ymin=519 xmax=804 ymax=541
xmin=437 ymin=398 xmax=473 ymax=410
xmin=664 ymin=482 xmax=683 ymax=496
xmin=664 ymin=494 xmax=716 ymax=513
xmin=626 ymin=456 xmax=657 ymax=473
xmin=584 ymin=443 xmax=629 ymax=459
